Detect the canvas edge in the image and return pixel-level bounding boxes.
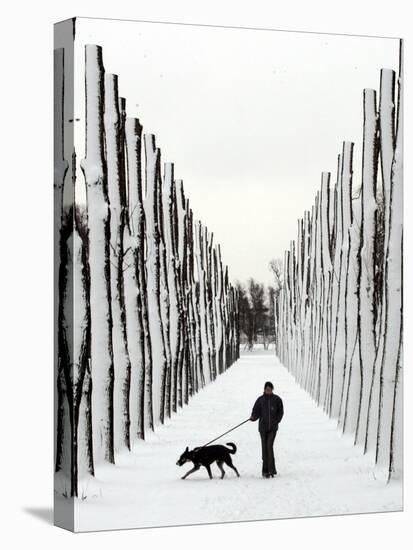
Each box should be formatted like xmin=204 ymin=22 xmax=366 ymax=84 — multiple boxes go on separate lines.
xmin=53 ymin=16 xmax=76 ymax=533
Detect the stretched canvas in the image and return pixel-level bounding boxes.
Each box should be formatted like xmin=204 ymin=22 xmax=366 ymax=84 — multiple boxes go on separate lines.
xmin=54 ymin=17 xmax=403 ymax=532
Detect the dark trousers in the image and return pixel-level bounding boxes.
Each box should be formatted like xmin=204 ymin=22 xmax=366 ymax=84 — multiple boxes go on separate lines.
xmin=260 ymin=430 xmax=277 ymax=475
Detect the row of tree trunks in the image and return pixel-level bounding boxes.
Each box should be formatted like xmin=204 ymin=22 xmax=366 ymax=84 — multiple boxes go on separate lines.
xmin=275 ymin=43 xmax=403 ymax=482
xmin=55 ymin=44 xmax=240 ymax=497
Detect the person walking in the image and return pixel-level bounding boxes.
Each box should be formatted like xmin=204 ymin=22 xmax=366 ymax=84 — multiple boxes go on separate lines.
xmin=250 ymin=381 xmax=284 ymax=478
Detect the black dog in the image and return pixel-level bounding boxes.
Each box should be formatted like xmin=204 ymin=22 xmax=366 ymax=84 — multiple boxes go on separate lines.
xmin=176 ymin=442 xmax=240 ymax=480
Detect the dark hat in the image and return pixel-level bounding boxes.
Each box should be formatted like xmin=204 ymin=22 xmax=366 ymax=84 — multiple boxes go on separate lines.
xmin=264 ymin=381 xmax=274 ymax=390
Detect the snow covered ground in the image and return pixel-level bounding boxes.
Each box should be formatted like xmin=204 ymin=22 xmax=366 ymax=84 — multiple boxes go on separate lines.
xmin=71 ymin=350 xmax=402 ymax=531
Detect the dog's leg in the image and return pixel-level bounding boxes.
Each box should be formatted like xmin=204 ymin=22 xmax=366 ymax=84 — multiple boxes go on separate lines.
xmin=224 ymin=456 xmax=240 ymax=477
xmin=205 ymin=464 xmax=213 ymax=479
xmin=217 ymin=461 xmax=225 ymax=480
xmin=181 ymin=464 xmax=200 ymax=480
xmin=231 ymin=464 xmax=240 ymax=477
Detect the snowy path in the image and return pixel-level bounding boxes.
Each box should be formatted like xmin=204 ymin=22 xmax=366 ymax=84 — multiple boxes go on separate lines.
xmin=74 ymin=350 xmax=402 ymax=531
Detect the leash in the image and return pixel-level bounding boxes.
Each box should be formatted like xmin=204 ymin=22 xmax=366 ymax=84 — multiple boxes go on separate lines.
xmin=200 ymin=418 xmax=251 ymax=448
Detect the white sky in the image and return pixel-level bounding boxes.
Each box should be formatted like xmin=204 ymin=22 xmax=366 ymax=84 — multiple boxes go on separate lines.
xmin=69 ymin=18 xmax=399 ymax=286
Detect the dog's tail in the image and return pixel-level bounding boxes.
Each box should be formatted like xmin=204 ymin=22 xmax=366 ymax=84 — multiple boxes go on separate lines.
xmin=226 ymin=442 xmax=237 ymax=454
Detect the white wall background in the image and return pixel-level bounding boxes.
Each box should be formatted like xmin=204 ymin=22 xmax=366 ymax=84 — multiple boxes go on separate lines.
xmin=0 ymin=1 xmax=411 ymax=549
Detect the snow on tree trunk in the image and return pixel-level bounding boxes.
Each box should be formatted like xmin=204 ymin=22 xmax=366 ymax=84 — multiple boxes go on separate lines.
xmin=186 ymin=207 xmax=202 ymax=390
xmin=80 ymin=44 xmax=115 ymax=465
xmin=330 ymin=142 xmax=353 ymax=419
xmin=183 ymin=198 xmax=194 ymax=404
xmin=318 ymin=173 xmax=332 ymax=409
xmin=54 ymin=47 xmax=69 ymax=479
xmin=224 ymin=266 xmax=232 ymax=368
xmin=325 ymin=176 xmax=337 ymax=410
xmin=308 ymin=199 xmax=319 ymax=397
xmin=376 ymin=43 xmax=403 ymax=481
xmin=216 ymin=246 xmax=225 ymax=372
xmin=175 ymin=181 xmax=188 ymax=406
xmin=195 ymin=221 xmax=212 ymax=383
xmin=205 ymin=229 xmax=217 ymax=380
xmin=300 ymin=211 xmax=312 ymax=391
xmin=183 ymin=198 xmax=196 ymax=397
xmin=355 ymin=88 xmax=379 ymax=448
xmin=157 ymin=166 xmax=172 ymax=420
xmin=294 ymin=221 xmax=303 ymax=380
xmin=105 ymin=74 xmax=132 ymax=452
xmin=144 ymin=134 xmax=168 ymax=424
xmin=340 ymin=197 xmax=361 ymax=436
xmin=73 ymin=206 xmax=94 ymax=486
xmin=187 ymin=209 xmax=205 ymax=389
xmin=328 ymin=154 xmax=343 ymax=410
xmin=216 ymin=247 xmax=225 ymax=374
xmin=125 ymin=117 xmax=153 ymax=436
xmin=365 ymin=69 xmax=396 ymax=455
xmin=55 ymin=198 xmax=74 ymax=493
xmin=56 ymin=188 xmax=94 ymax=498
xmin=163 ymin=163 xmax=181 ymax=415
xmin=314 ymin=196 xmax=324 ymax=404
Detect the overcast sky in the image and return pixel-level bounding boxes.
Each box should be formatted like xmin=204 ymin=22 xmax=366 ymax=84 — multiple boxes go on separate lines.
xmin=70 ymin=18 xmax=399 ymax=286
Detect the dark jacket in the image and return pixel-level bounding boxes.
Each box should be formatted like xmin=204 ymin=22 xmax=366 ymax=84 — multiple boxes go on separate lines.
xmin=251 ymin=393 xmax=284 ymax=433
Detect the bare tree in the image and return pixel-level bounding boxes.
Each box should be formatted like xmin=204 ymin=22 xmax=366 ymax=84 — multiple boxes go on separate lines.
xmin=54 ymin=47 xmax=70 ymax=481
xmin=365 ymin=68 xmax=396 ymax=455
xmin=80 ymin=44 xmax=115 ymax=465
xmin=124 ymin=117 xmax=153 ymax=437
xmin=355 ymin=88 xmax=379 ymax=448
xmin=376 ymin=44 xmax=403 ymax=480
xmin=163 ymin=163 xmax=182 ymax=415
xmin=105 ymin=74 xmax=132 ymax=452
xmin=269 ymin=258 xmax=283 ymax=291
xmin=144 ymin=134 xmax=168 ymax=424
xmin=195 ymin=221 xmax=213 ymax=381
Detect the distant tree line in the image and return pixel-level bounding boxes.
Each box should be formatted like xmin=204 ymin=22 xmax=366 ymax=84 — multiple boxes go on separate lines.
xmin=236 ymin=278 xmax=277 ymax=349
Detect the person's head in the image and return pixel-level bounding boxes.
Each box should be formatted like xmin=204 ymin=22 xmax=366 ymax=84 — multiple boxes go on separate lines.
xmin=264 ymin=381 xmax=274 ymax=395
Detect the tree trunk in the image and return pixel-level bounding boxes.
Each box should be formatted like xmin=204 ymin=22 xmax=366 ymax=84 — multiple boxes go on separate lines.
xmin=54 ymin=47 xmax=69 ymax=478
xmin=340 ymin=210 xmax=361 ymax=436
xmin=330 ymin=142 xmax=353 ymax=418
xmin=195 ymin=221 xmax=212 ymax=383
xmin=144 ymin=134 xmax=167 ymax=424
xmin=319 ymin=173 xmax=332 ymax=409
xmin=157 ymin=164 xmax=172 ymax=421
xmin=376 ymin=43 xmax=403 ymax=481
xmin=163 ymin=163 xmax=182 ymax=415
xmin=125 ymin=117 xmax=153 ymax=436
xmin=80 ymin=44 xmax=115 ymax=465
xmin=365 ymin=69 xmax=396 ymax=455
xmin=105 ymin=73 xmax=132 ymax=452
xmin=355 ymin=88 xmax=379 ymax=448
xmin=73 ymin=206 xmax=94 ymax=486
